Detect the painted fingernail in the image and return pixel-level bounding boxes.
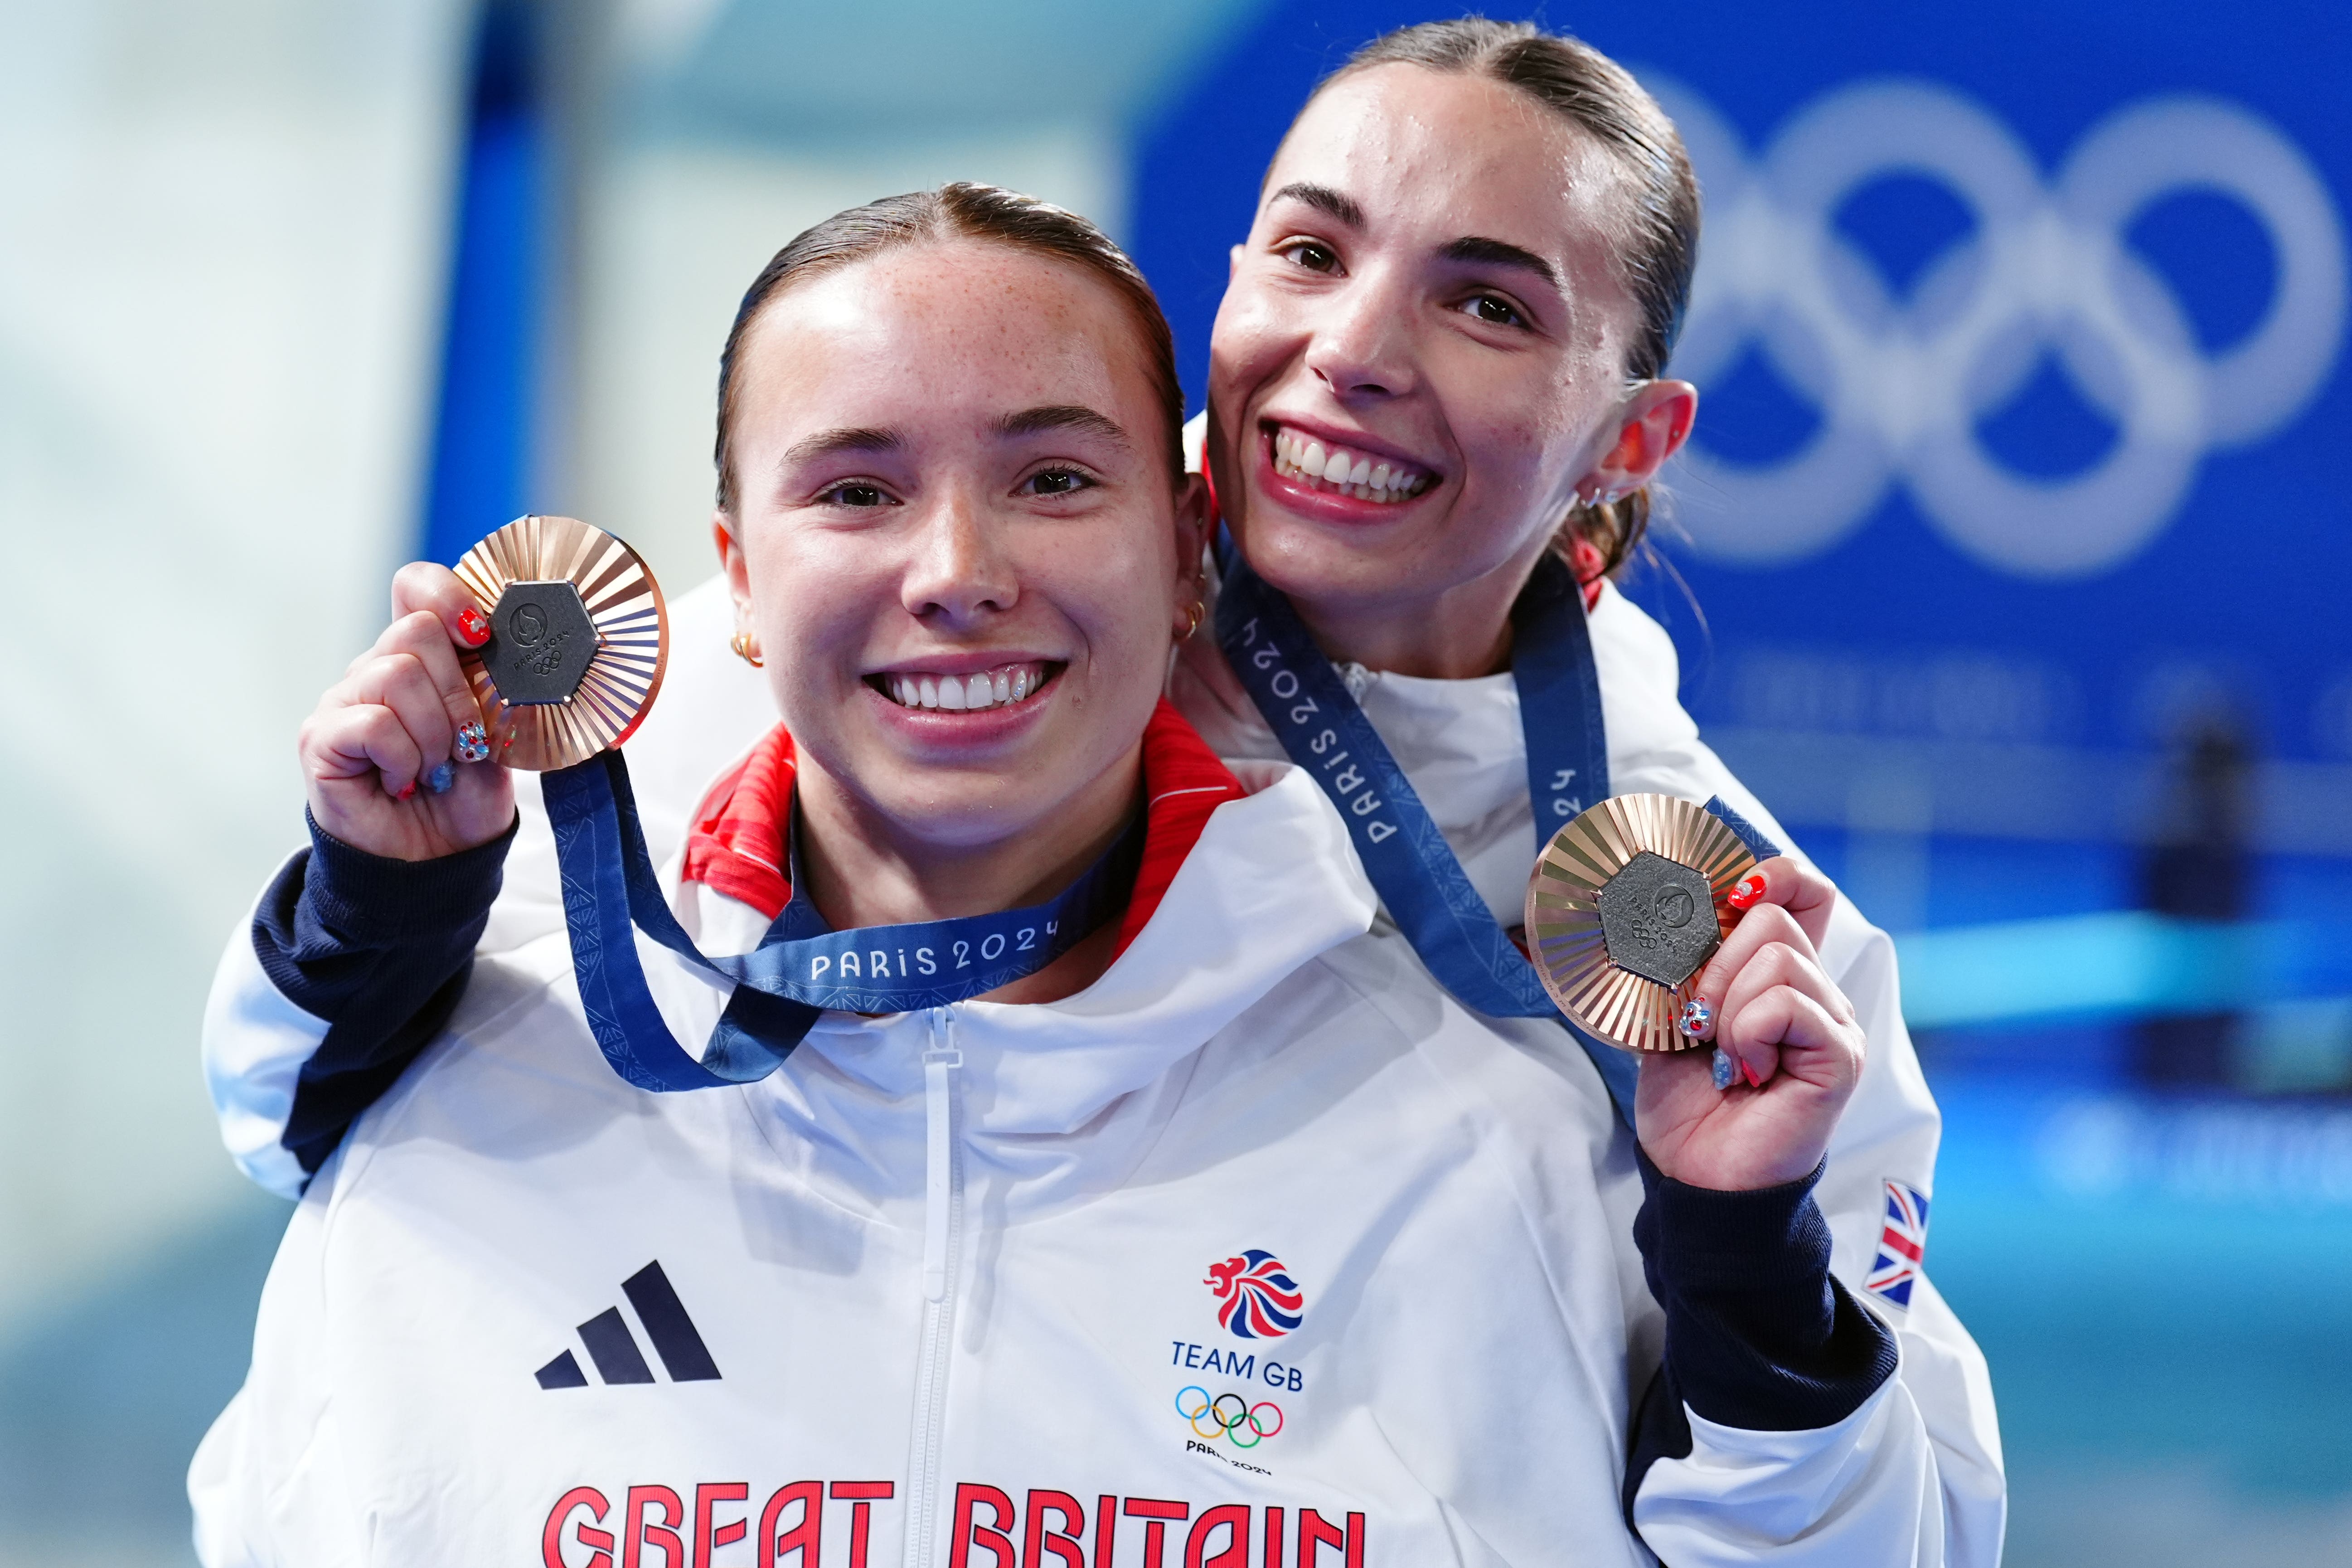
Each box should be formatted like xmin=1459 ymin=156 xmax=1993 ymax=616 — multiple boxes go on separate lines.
xmin=424 ymin=760 xmax=457 ymax=795
xmin=396 ymin=779 xmax=417 ymax=801
xmin=1727 ymin=872 xmax=1768 ymax=911
xmin=1742 ymin=1059 xmax=1765 ymax=1090
xmin=1711 ymin=1048 xmax=1736 ymax=1091
xmin=454 ymin=720 xmax=490 ymax=763
xmin=1678 ymin=996 xmax=1714 ymax=1039
xmin=456 ymin=606 xmax=491 ymax=647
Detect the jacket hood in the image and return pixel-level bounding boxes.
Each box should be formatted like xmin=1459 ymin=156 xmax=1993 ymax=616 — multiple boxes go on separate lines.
xmin=627 ymin=702 xmax=1377 ymax=1153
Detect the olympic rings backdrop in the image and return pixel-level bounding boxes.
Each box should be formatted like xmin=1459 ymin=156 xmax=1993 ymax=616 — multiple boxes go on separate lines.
xmin=1137 ymin=1 xmax=2352 ymax=893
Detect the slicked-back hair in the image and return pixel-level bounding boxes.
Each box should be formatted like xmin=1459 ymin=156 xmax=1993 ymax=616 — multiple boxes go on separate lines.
xmin=714 ymin=182 xmax=1187 ymax=513
xmin=1297 ymin=19 xmax=1702 ymax=577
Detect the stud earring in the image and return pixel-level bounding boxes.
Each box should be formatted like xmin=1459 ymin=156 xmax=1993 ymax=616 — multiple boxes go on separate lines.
xmin=730 ymin=631 xmax=764 ymax=668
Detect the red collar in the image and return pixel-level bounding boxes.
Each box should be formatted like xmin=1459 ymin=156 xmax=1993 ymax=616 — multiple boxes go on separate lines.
xmin=679 ymin=699 xmax=1245 ymax=961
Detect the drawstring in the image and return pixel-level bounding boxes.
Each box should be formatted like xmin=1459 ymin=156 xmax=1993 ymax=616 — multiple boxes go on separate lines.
xmin=922 ymin=1010 xmax=961 ymax=1303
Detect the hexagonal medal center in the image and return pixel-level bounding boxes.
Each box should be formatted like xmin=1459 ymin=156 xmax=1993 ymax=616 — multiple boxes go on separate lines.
xmin=1595 ymin=850 xmax=1720 ymax=988
xmin=480 ymin=580 xmax=599 ymax=705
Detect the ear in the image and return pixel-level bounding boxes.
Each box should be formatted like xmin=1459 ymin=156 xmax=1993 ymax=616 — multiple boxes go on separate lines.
xmin=1172 ymin=473 xmax=1212 ymax=605
xmin=713 ymin=510 xmax=753 ymax=625
xmin=1575 ymin=379 xmax=1699 ymax=498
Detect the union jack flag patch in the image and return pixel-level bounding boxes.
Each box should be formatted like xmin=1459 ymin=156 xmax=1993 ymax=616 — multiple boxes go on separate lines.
xmin=1864 ymin=1180 xmax=1930 ymax=1309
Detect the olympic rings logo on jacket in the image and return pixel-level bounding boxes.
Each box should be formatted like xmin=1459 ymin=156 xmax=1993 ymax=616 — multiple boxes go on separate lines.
xmin=1647 ymin=76 xmax=2347 ymax=578
xmin=1176 ymin=1386 xmax=1285 ymax=1447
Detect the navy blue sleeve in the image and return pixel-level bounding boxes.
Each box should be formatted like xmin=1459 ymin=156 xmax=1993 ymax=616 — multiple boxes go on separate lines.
xmin=252 ymin=812 xmax=517 ymax=1181
xmin=1623 ymin=1151 xmax=1900 ymax=1519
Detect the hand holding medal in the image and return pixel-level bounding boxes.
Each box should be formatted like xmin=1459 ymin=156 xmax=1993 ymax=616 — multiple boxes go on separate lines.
xmin=1527 ymin=796 xmax=1864 ymax=1191
xmin=297 ymin=516 xmax=666 ymax=862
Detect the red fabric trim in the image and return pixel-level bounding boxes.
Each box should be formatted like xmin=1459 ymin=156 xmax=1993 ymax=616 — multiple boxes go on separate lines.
xmin=675 ymin=701 xmax=1244 ymax=959
xmin=1115 ymin=700 xmax=1246 ymax=957
xmin=679 ymin=730 xmax=796 ymax=918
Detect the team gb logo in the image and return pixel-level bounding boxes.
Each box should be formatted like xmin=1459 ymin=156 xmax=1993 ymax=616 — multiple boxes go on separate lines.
xmin=1205 ymin=1249 xmax=1305 ymax=1339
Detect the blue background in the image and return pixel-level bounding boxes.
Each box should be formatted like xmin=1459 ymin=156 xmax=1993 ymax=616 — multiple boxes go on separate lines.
xmin=1134 ymin=0 xmax=2351 ymax=773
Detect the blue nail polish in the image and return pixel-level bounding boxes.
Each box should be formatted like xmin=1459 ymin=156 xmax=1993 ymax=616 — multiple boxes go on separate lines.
xmin=1679 ymin=996 xmax=1713 ymax=1038
xmin=1712 ymin=1048 xmax=1736 ymax=1091
xmin=424 ymin=760 xmax=457 ymax=795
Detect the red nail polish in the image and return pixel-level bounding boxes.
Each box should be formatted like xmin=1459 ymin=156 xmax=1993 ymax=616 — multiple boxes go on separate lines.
xmin=397 ymin=780 xmax=417 ymax=801
xmin=456 ymin=606 xmax=491 ymax=646
xmin=1741 ymin=1059 xmax=1764 ymax=1089
xmin=1727 ymin=873 xmax=1767 ymax=910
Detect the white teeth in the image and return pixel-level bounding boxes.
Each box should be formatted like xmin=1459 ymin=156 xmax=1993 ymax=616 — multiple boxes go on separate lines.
xmin=1269 ymin=427 xmax=1429 ymax=505
xmin=883 ymin=662 xmax=1049 ymax=713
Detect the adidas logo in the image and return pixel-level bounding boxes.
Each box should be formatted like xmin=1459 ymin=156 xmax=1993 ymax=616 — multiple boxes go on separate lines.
xmin=535 ymin=1260 xmax=722 ymax=1389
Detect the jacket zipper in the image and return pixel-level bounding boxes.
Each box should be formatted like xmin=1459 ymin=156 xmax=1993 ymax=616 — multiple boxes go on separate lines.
xmin=904 ymin=1008 xmax=964 ymax=1568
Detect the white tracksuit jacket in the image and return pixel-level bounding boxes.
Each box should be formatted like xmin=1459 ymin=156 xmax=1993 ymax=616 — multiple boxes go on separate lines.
xmin=193 ymin=748 xmax=1956 ymax=1568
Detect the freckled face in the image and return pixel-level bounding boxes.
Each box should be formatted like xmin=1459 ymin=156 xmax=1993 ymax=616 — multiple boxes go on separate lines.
xmin=1209 ymin=64 xmax=1645 ymax=619
xmin=722 ymin=242 xmax=1196 ymax=854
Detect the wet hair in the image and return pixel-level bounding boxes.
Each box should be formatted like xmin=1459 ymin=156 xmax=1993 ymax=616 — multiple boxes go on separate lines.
xmin=714 ymin=182 xmax=1187 ymax=512
xmin=1295 ymin=19 xmax=1701 ymax=578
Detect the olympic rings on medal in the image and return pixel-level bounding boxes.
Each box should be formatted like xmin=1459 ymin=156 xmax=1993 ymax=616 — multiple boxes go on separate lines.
xmin=1174 ymin=1385 xmax=1285 ymax=1447
xmin=1641 ymin=77 xmax=2347 ymax=578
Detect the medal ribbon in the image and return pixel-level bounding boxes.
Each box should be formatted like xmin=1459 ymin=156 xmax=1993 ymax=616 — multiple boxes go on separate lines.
xmin=1216 ymin=544 xmax=1777 ymax=1123
xmin=543 ymin=749 xmax=1144 ymax=1092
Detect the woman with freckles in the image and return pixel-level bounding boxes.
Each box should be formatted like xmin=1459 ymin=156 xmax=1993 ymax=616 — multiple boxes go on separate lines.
xmin=200 ymin=18 xmax=2000 ymax=1565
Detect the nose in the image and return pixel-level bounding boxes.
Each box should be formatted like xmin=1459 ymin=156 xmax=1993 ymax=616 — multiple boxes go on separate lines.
xmin=901 ymin=487 xmax=1018 ymax=627
xmin=1302 ymin=267 xmax=1416 ymax=403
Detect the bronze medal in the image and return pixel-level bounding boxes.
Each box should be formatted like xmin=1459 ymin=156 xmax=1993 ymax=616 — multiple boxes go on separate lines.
xmin=453 ymin=515 xmax=669 ymax=772
xmin=1523 ymin=793 xmax=1760 ymax=1053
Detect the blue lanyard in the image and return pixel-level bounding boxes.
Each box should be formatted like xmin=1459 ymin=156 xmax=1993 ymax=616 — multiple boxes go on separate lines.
xmin=543 ymin=750 xmax=1144 ymax=1092
xmin=1215 ymin=544 xmax=1779 ymax=1124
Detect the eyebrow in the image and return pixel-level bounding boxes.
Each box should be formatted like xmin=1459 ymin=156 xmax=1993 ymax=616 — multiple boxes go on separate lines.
xmin=995 ymin=404 xmax=1132 ymax=449
xmin=1439 ymin=235 xmax=1560 ymax=289
xmin=1265 ymin=181 xmax=1366 ymax=228
xmin=1266 ymin=182 xmax=1560 ymax=291
xmin=780 ymin=426 xmax=901 ymax=466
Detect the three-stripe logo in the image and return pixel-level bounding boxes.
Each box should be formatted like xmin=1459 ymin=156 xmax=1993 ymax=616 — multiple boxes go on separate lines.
xmin=535 ymin=1260 xmax=722 ymax=1389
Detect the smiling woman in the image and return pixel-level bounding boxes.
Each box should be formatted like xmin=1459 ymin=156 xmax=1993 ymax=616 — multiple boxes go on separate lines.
xmin=703 ymin=186 xmax=1205 ymax=991
xmin=1175 ymin=25 xmax=2002 ymax=1561
xmin=1205 ymin=28 xmax=1697 ymax=677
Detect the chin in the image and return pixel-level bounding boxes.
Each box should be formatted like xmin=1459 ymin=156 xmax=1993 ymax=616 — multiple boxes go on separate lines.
xmin=872 ymin=775 xmax=1048 ymax=850
xmin=1238 ymin=509 xmax=1415 ymax=596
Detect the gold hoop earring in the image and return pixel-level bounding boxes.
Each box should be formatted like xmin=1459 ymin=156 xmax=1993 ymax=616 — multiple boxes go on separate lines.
xmin=1180 ymin=600 xmax=1205 ymax=641
xmin=730 ymin=631 xmax=764 ymax=668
